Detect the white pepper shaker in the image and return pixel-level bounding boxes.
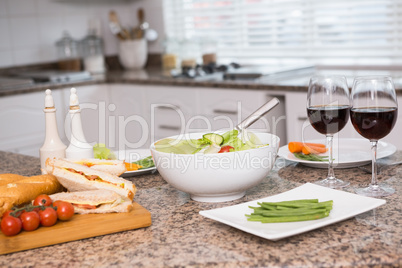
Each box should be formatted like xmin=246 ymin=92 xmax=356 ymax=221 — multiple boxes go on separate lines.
xmin=40 ymin=89 xmax=67 ymax=173
xmin=65 ymin=88 xmax=93 ymax=159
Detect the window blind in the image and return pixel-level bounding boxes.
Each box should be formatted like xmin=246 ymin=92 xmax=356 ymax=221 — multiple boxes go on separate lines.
xmin=162 ymin=0 xmax=402 ymax=65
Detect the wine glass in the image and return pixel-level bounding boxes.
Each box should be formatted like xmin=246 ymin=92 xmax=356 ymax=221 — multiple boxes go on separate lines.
xmin=350 ymin=76 xmax=398 ymax=197
xmin=307 ymin=76 xmax=351 ymax=188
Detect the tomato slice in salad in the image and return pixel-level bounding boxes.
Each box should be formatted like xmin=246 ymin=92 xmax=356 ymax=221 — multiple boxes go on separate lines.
xmin=218 ymin=145 xmax=234 ymax=153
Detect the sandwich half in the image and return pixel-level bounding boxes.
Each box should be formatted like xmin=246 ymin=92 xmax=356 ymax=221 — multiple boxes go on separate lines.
xmin=46 ymin=158 xmax=136 ymax=200
xmin=49 ymin=190 xmax=133 ymax=214
xmin=65 ymin=158 xmax=126 ymax=176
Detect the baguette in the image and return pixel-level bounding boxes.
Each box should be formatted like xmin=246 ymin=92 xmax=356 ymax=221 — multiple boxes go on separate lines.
xmin=49 ymin=189 xmax=133 ymax=214
xmin=0 ymin=174 xmax=26 ymax=186
xmin=0 ymin=174 xmax=64 ymax=217
xmin=46 ymin=158 xmax=136 ymax=200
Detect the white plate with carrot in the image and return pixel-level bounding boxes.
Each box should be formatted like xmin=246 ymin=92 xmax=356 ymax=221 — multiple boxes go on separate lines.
xmin=278 ymin=138 xmax=396 ymax=169
xmin=114 ymin=149 xmax=157 ymax=177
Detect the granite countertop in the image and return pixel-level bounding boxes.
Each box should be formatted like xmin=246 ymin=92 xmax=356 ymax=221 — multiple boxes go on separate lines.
xmin=2 ymin=66 xmax=402 ymax=97
xmin=0 ymin=151 xmax=401 ymax=267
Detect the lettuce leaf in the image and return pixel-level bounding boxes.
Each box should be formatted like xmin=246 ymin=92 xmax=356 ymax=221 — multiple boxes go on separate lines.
xmin=93 ymin=143 xmax=116 ymax=160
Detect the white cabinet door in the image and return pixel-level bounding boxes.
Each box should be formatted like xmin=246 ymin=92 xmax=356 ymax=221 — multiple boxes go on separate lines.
xmin=144 ymin=85 xmax=200 ymax=143
xmin=0 ymin=89 xmax=66 ymax=157
xmin=285 ymin=92 xmax=319 ymax=142
xmin=383 ymin=96 xmax=402 ymax=150
xmin=62 ymin=84 xmax=111 ymax=148
xmin=108 ymin=84 xmax=148 ymax=150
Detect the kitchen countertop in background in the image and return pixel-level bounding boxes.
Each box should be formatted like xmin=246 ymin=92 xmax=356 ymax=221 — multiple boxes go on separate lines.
xmin=0 ymin=150 xmax=401 ymax=267
xmin=2 ymin=65 xmax=402 ymax=97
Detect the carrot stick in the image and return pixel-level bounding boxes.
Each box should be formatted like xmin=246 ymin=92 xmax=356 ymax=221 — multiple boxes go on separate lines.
xmin=302 ymin=145 xmax=328 ymax=155
xmin=125 ymin=162 xmax=142 ymax=171
xmin=303 ymin=143 xmax=326 ymax=148
xmin=288 ymin=142 xmax=303 ymax=153
xmin=288 ymin=142 xmax=326 ymax=153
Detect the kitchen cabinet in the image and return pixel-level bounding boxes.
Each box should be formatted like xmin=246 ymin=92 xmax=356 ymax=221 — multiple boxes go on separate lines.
xmin=0 ymin=85 xmax=110 ymax=158
xmin=0 ymin=89 xmax=66 ymax=157
xmin=143 ymin=85 xmax=201 ymax=143
xmin=4 ymin=84 xmax=400 ymax=158
xmin=108 ymin=84 xmax=148 ymax=151
xmin=109 ymin=84 xmax=287 ymax=150
xmin=0 ymin=84 xmax=287 ymax=157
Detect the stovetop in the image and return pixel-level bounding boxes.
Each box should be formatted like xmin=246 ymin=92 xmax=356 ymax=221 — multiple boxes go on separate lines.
xmin=170 ymin=63 xmax=241 ymax=81
xmin=169 ymin=63 xmax=315 ymax=81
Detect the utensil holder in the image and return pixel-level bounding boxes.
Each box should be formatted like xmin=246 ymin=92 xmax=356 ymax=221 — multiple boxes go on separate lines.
xmin=118 ymin=39 xmax=147 ymax=69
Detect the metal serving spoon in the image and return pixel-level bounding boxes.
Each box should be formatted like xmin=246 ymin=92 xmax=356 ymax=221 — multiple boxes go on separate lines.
xmin=235 ymin=97 xmax=280 ymax=142
xmin=235 ymin=97 xmax=280 ymax=132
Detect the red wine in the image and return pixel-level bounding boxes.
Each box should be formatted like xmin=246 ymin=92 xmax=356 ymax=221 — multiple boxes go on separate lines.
xmin=307 ymin=105 xmax=350 ymax=135
xmin=350 ymin=107 xmax=397 ymax=140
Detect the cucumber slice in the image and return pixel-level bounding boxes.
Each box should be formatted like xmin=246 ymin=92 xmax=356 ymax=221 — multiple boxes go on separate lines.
xmin=203 ymin=133 xmax=224 ymax=145
xmin=222 ymin=129 xmax=239 ymax=144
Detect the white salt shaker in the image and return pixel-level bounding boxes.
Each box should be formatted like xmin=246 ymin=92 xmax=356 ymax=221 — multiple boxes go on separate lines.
xmin=65 ymin=88 xmax=94 ymax=159
xmin=40 ymin=89 xmax=67 ymax=173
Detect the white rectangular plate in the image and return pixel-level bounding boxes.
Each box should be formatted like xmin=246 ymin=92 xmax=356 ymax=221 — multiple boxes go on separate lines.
xmin=199 ymin=183 xmax=386 ymax=240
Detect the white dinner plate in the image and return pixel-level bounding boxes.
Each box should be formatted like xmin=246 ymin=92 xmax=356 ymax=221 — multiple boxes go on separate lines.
xmin=199 ymin=183 xmax=386 ymax=241
xmin=277 ymin=138 xmax=396 ymax=169
xmin=114 ymin=149 xmax=156 ymax=177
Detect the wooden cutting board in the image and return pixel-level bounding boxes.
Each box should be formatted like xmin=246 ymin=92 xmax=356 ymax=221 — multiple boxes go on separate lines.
xmin=0 ymin=202 xmax=151 ymax=255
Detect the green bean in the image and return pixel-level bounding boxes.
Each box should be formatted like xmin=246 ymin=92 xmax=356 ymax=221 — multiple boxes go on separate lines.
xmin=245 ymin=199 xmax=333 ymax=223
xmin=257 ymin=202 xmax=277 ymax=210
xmin=261 ymin=208 xmax=327 ymax=217
xmin=261 ymin=200 xmax=332 ymax=209
xmin=275 ymin=206 xmax=293 ymax=210
xmin=293 ymin=153 xmax=329 ymax=162
xmin=267 ymin=199 xmax=319 ymax=204
xmin=247 ymin=212 xmax=329 ymax=223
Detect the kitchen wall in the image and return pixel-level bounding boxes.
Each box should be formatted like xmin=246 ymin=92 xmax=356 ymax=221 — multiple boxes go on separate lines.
xmin=0 ymin=0 xmax=164 ymax=68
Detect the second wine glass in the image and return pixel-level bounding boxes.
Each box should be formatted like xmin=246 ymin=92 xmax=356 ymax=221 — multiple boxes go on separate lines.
xmin=350 ymin=76 xmax=398 ymax=197
xmin=307 ymin=76 xmax=351 ymax=188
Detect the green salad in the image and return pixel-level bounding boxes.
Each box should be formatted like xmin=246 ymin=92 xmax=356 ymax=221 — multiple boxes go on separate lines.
xmin=132 ymin=156 xmax=155 ymax=169
xmin=93 ymin=143 xmax=117 ymax=160
xmin=154 ymin=129 xmax=268 ymax=154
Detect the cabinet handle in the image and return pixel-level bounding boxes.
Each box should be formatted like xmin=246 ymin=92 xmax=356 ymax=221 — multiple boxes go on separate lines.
xmin=156 ymin=105 xmax=181 ymax=110
xmin=298 ymin=116 xmax=308 ymax=121
xmin=159 ymin=125 xmax=181 ymax=131
xmin=213 ymin=109 xmax=237 ymax=115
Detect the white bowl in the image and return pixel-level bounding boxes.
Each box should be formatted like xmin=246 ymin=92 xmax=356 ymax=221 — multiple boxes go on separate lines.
xmin=150 ymin=132 xmax=280 ymax=202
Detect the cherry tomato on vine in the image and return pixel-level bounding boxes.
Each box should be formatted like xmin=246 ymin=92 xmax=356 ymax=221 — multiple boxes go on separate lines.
xmin=33 ymin=194 xmax=52 ymax=207
xmin=53 ymin=201 xmax=74 ymax=221
xmin=2 ymin=210 xmax=14 ymax=218
xmin=1 ymin=216 xmax=22 ymax=236
xmin=38 ymin=207 xmax=57 ymax=227
xmin=20 ymin=211 xmax=40 ymax=231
